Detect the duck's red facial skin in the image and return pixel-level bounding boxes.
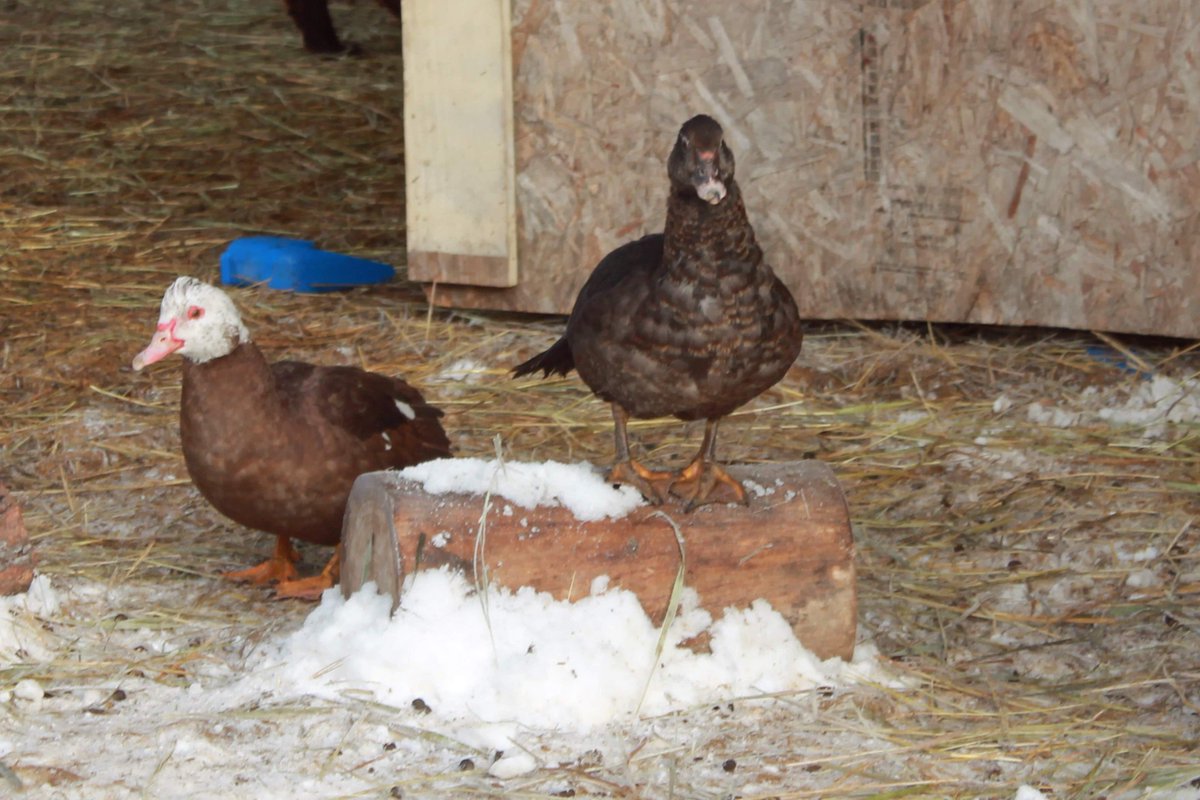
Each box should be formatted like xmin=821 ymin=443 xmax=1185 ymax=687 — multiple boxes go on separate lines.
xmin=132 ymin=318 xmax=185 ymax=370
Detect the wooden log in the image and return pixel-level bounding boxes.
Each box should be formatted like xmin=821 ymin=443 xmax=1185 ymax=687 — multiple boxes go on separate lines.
xmin=341 ymin=461 xmax=856 ymax=660
xmin=0 ymin=482 xmax=34 ymax=596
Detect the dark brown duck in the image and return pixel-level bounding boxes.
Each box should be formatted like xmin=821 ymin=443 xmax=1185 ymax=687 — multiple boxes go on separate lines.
xmin=514 ymin=114 xmax=803 ymax=510
xmin=133 ymin=277 xmax=450 ymax=597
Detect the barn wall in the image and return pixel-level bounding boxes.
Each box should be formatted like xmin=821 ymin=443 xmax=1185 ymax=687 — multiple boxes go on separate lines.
xmin=419 ymin=0 xmax=1200 ymax=338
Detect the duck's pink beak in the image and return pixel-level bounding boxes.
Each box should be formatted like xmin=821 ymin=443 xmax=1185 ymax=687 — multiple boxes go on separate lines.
xmin=132 ymin=320 xmax=183 ymax=371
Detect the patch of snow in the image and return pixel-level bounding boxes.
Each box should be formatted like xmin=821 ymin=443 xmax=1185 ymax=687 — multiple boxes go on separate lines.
xmin=1124 ymin=568 xmax=1160 ymax=590
xmin=433 ymin=358 xmax=486 ymax=383
xmin=1014 ymin=785 xmax=1049 ymax=800
xmin=988 ymin=582 xmax=1031 ymax=614
xmin=0 ymin=555 xmax=885 ymax=796
xmin=1117 ymin=545 xmax=1159 ymax=563
xmin=1098 ymin=375 xmax=1200 ymax=429
xmin=0 ymin=575 xmax=60 ymax=662
xmin=13 ymin=678 xmax=44 ymax=702
xmin=252 ymin=571 xmax=891 ymax=737
xmin=743 ymin=479 xmax=774 ymax=498
xmin=397 ymin=458 xmax=645 ymax=522
xmin=944 ymin=447 xmax=1032 ymax=481
xmin=1004 ymin=375 xmax=1200 ymax=439
xmin=1026 ymin=401 xmax=1081 ymax=428
xmin=489 ymin=752 xmax=538 ymax=778
xmin=23 ymin=574 xmax=60 ymax=616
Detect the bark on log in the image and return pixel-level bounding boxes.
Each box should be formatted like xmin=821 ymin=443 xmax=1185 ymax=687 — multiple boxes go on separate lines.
xmin=0 ymin=482 xmax=34 ymax=596
xmin=341 ymin=461 xmax=856 ymax=660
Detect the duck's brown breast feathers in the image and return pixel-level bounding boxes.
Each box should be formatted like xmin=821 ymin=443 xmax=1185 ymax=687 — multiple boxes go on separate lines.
xmin=180 ymin=343 xmax=450 ymax=546
xmin=566 ymin=182 xmax=802 ymax=421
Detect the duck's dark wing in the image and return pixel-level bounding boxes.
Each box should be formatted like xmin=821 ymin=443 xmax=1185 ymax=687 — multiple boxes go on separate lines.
xmin=513 ymin=234 xmax=664 ymax=378
xmin=273 ymin=361 xmax=451 ymax=466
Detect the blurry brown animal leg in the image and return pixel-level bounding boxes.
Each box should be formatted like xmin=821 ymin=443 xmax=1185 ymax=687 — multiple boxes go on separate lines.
xmin=606 ymin=404 xmax=672 ymax=504
xmin=284 ymin=0 xmax=349 ymax=53
xmin=275 ymin=550 xmax=341 ymax=601
xmin=224 ymin=535 xmax=301 ymax=585
xmin=670 ymin=418 xmax=748 ymax=512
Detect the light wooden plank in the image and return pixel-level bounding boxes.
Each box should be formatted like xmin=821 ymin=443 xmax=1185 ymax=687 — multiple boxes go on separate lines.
xmin=402 ymin=0 xmax=517 ymax=288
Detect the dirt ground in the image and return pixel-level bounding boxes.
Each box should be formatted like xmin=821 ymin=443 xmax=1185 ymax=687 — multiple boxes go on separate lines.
xmin=2 ymin=0 xmax=1199 ymax=797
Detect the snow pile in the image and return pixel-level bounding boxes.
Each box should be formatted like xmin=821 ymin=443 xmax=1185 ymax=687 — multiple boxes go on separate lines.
xmin=398 ymin=457 xmax=645 ymax=521
xmin=258 ymin=570 xmax=885 ymax=739
xmin=0 ymin=575 xmax=60 ymax=663
xmin=291 ymin=456 xmax=883 ymax=741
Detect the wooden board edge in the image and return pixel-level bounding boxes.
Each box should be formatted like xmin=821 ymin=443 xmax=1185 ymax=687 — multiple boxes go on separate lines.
xmin=409 ymin=251 xmax=517 ymax=288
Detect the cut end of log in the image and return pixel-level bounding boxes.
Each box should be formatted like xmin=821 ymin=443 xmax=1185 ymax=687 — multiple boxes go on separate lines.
xmin=342 ymin=460 xmax=857 ymax=661
xmin=0 ymin=482 xmax=34 ymax=596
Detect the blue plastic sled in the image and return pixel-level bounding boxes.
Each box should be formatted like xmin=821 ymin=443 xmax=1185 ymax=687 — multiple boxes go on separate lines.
xmin=219 ymin=236 xmax=395 ymax=293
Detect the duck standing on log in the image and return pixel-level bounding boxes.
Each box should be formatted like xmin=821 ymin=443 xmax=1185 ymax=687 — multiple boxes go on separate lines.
xmin=133 ymin=277 xmax=450 ymax=598
xmin=514 ymin=114 xmax=803 ymax=511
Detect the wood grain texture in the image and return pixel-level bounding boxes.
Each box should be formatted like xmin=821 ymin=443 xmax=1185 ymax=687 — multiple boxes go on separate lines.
xmin=416 ymin=0 xmax=1200 ymax=338
xmin=0 ymin=482 xmax=34 ymax=596
xmin=408 ymin=251 xmax=514 ymax=288
xmin=402 ymin=0 xmax=517 ymax=288
xmin=341 ymin=461 xmax=857 ymax=660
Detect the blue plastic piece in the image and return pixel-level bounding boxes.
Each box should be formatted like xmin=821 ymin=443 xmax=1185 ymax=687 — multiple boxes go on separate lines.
xmin=219 ymin=236 xmax=395 ymax=293
xmin=1084 ymin=345 xmax=1152 ymax=378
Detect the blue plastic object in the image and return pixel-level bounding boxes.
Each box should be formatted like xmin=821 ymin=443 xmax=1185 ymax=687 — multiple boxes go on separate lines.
xmin=1084 ymin=345 xmax=1152 ymax=379
xmin=219 ymin=236 xmax=395 ymax=293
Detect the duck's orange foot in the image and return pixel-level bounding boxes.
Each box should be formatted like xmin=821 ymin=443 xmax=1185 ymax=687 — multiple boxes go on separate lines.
xmin=223 ymin=536 xmax=300 ymax=585
xmin=273 ymin=573 xmax=333 ymax=600
xmin=607 ymin=459 xmax=673 ymax=505
xmin=669 ymin=458 xmax=748 ymax=512
xmin=273 ymin=551 xmax=340 ymax=602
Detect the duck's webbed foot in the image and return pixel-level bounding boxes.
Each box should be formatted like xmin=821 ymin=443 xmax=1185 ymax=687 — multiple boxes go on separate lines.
xmin=274 ymin=551 xmax=340 ymax=601
xmin=669 ymin=457 xmax=748 ymax=512
xmin=667 ymin=418 xmax=748 ymax=512
xmin=607 ymin=458 xmax=673 ymax=505
xmin=224 ymin=535 xmax=300 ymax=585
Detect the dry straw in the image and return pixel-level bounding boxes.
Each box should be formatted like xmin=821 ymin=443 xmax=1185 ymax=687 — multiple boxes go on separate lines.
xmin=1 ymin=0 xmax=1198 ymax=796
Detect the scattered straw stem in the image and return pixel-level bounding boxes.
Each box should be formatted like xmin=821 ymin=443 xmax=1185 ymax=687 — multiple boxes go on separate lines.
xmin=473 ymin=433 xmax=507 ymax=659
xmin=635 ymin=510 xmax=687 ymax=716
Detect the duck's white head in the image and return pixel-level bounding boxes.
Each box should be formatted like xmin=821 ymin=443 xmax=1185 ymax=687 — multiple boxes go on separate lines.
xmin=132 ymin=277 xmax=251 ymax=370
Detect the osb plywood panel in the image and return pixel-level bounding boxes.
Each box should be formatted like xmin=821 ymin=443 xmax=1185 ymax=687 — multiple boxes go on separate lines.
xmin=424 ymin=0 xmax=1200 ymax=338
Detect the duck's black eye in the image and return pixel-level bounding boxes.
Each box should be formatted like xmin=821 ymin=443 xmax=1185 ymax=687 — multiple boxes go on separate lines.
xmin=187 ymin=305 xmax=204 ymax=320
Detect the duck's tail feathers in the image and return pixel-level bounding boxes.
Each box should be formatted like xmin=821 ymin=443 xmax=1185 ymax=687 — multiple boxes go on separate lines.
xmin=512 ymin=338 xmax=575 ymax=378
